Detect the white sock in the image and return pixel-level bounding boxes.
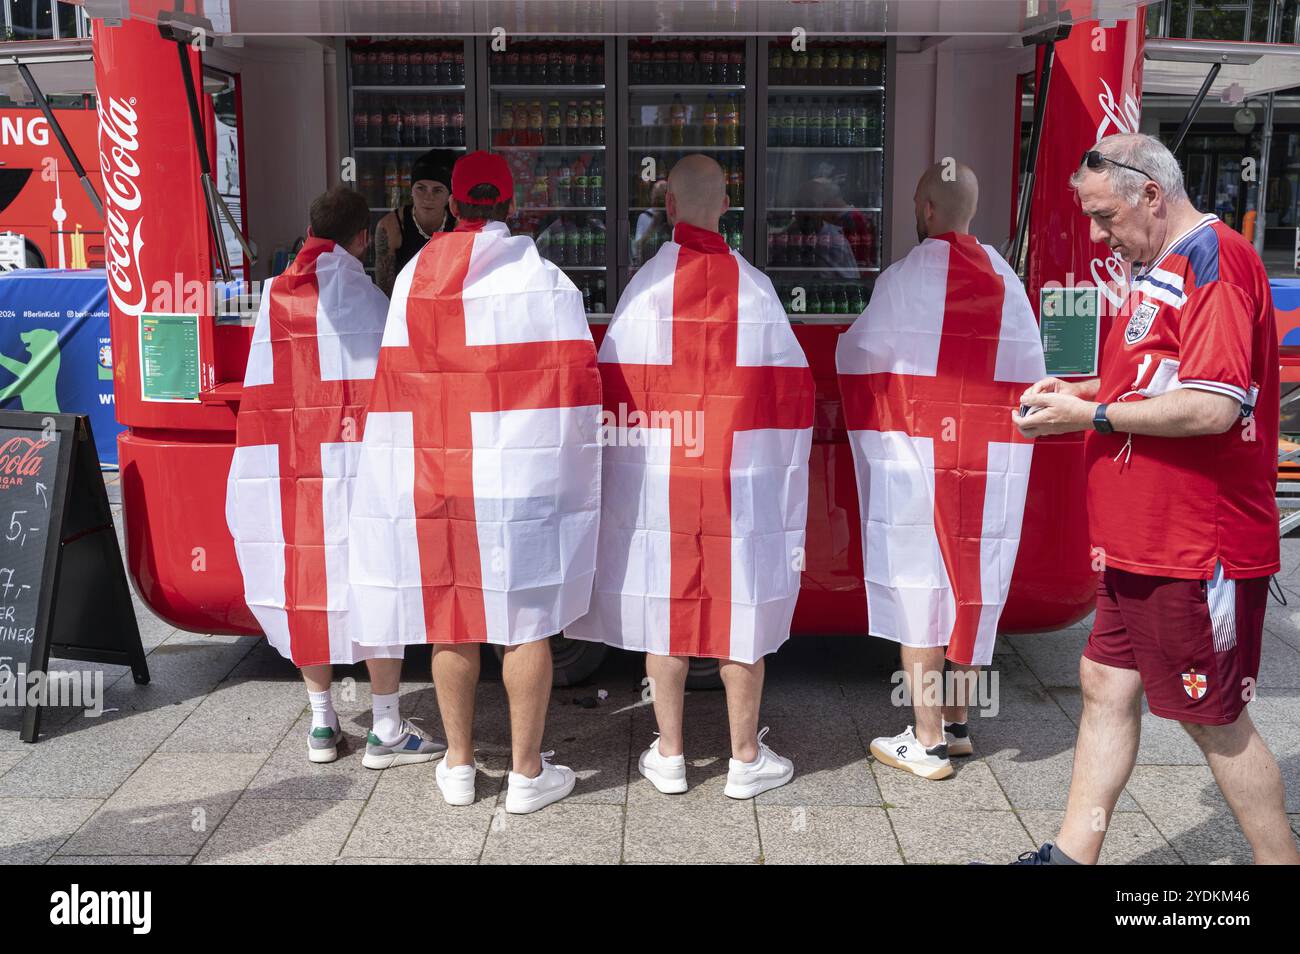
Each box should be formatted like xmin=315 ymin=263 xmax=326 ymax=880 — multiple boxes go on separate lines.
xmin=308 ymin=690 xmax=337 ymax=731
xmin=372 ymin=691 xmax=401 ymax=744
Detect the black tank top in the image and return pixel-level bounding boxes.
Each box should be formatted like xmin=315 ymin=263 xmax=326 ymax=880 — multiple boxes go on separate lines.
xmin=394 ymin=204 xmax=455 ymax=273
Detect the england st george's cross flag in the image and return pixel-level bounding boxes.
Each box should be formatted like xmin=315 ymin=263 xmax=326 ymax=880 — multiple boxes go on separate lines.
xmin=566 ymin=222 xmax=815 ymax=664
xmin=835 ymin=232 xmax=1045 ymax=666
xmin=348 ymin=219 xmax=602 ymax=647
xmin=225 ymin=238 xmax=402 ymax=666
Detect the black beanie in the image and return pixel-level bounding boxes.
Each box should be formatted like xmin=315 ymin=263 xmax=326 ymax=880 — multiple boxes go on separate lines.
xmin=410 ymin=149 xmax=457 ymax=189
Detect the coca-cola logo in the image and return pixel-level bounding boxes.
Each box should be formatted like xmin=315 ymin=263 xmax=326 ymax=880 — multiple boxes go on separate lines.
xmin=0 ymin=437 xmax=50 ymax=479
xmin=98 ymin=92 xmax=146 ymax=318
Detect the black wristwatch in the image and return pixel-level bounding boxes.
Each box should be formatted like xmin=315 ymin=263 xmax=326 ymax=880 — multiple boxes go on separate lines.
xmin=1092 ymin=403 xmax=1114 ymax=434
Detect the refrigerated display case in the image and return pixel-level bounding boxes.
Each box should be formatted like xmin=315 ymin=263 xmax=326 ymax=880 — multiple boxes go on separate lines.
xmin=622 ymin=36 xmax=751 ymax=287
xmin=759 ymin=38 xmax=886 ymax=320
xmin=345 ymin=38 xmax=471 ymax=274
xmin=483 ymin=37 xmax=615 ymax=317
xmin=341 ymin=36 xmax=889 ymax=318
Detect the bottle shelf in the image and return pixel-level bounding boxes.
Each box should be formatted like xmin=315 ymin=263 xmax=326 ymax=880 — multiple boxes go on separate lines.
xmin=767 ymin=146 xmax=883 ymax=153
xmin=490 ymin=84 xmax=607 ymax=93
xmin=628 ymin=84 xmax=745 ymax=93
xmin=768 ymin=85 xmax=884 ymax=94
xmin=627 ymin=144 xmax=745 ymax=151
xmin=493 ymin=144 xmax=607 ymax=151
xmin=355 ymin=145 xmax=467 ymax=152
xmin=352 ymin=85 xmax=466 ymax=93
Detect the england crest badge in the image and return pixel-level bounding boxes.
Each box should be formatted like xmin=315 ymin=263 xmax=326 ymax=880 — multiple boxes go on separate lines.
xmin=1182 ymin=668 xmax=1207 ymax=700
xmin=1125 ymin=301 xmax=1159 ymax=345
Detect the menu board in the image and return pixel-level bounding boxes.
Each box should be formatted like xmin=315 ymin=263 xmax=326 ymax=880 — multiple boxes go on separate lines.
xmin=0 ymin=412 xmax=148 ymax=742
xmin=139 ymin=313 xmax=201 ymax=402
xmin=1039 ymin=287 xmax=1100 ymax=377
xmin=0 ymin=425 xmax=60 ymax=686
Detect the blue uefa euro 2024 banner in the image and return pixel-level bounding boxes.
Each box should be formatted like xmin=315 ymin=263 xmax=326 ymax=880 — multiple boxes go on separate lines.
xmin=0 ymin=268 xmax=122 ymax=466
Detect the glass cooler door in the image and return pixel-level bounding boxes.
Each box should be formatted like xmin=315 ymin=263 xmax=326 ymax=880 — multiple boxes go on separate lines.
xmin=621 ymin=36 xmax=753 ymax=291
xmin=484 ymin=37 xmax=615 ymax=319
xmin=345 ymin=37 xmax=471 ymax=276
xmin=760 ymin=38 xmax=886 ymax=321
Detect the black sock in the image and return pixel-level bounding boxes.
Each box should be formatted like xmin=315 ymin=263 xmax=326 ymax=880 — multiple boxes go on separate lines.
xmin=1047 ymin=843 xmax=1080 ymax=865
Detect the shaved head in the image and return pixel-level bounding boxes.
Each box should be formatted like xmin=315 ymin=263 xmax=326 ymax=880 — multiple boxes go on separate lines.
xmin=667 ymin=154 xmax=729 ymax=229
xmin=914 ymin=161 xmax=979 ymax=241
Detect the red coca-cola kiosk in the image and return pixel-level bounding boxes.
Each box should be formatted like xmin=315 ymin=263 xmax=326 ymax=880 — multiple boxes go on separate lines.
xmin=92 ymin=1 xmax=1148 ymax=677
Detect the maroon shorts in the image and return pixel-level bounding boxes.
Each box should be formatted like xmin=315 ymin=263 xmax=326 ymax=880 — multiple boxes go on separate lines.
xmin=1084 ymin=567 xmax=1267 ymax=725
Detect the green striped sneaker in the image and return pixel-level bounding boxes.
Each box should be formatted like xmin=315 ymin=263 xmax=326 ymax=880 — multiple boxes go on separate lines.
xmin=308 ymin=723 xmax=343 ymax=764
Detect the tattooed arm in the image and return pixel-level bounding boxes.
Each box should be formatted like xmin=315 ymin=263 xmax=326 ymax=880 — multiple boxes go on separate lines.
xmin=374 ymin=212 xmax=399 ymax=296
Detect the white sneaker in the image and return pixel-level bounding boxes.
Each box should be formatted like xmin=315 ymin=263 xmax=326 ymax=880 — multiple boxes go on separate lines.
xmin=435 ymin=758 xmax=477 ymax=806
xmin=870 ymin=725 xmax=953 ymax=780
xmin=944 ymin=720 xmax=973 ymax=757
xmin=724 ymin=727 xmax=794 ymax=799
xmin=638 ymin=737 xmax=687 ymax=794
xmin=504 ymin=752 xmax=576 ymax=814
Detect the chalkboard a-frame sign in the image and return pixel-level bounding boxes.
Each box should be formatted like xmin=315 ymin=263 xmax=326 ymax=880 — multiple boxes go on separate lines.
xmin=0 ymin=411 xmax=148 ymax=742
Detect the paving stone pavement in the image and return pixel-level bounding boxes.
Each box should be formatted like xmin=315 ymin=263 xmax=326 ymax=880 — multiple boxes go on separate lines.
xmin=2 ymin=475 xmax=1298 ymax=864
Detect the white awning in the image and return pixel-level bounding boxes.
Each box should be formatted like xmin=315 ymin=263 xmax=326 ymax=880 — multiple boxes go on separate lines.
xmin=1145 ymin=38 xmax=1300 ymax=100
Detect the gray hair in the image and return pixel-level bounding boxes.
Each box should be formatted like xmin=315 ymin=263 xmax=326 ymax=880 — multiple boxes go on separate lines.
xmin=1069 ymin=132 xmax=1187 ymax=205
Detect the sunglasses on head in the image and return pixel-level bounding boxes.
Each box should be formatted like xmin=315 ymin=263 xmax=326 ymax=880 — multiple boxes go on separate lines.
xmin=1081 ymin=150 xmax=1156 ymax=183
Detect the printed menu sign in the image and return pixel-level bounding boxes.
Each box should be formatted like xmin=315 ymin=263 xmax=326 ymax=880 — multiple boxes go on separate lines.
xmin=1039 ymin=287 xmax=1100 ymax=377
xmin=139 ymin=313 xmax=201 ymax=402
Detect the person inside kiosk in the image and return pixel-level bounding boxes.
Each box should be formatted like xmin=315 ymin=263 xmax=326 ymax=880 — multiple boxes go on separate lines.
xmin=373 ymin=148 xmax=459 ymax=296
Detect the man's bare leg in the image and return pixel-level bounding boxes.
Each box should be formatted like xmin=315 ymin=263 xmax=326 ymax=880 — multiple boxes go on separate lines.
xmin=646 ymin=653 xmax=689 ymax=757
xmin=364 ymin=658 xmax=402 ymax=696
xmin=720 ymin=658 xmax=764 ymax=762
xmin=900 ymin=645 xmax=946 ymax=747
xmin=942 ymin=661 xmax=981 ymax=725
xmin=1182 ymin=711 xmax=1300 ymax=864
xmin=302 ymin=664 xmax=332 ymax=695
xmin=1054 ymin=656 xmax=1144 ymax=864
xmin=433 ymin=644 xmax=479 ymax=768
xmin=502 ymin=638 xmax=552 ymax=779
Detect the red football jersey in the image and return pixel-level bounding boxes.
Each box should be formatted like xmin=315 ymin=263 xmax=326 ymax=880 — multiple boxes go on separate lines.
xmin=1086 ymin=215 xmax=1279 ymax=580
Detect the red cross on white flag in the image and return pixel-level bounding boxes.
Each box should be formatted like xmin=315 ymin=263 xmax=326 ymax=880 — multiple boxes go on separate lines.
xmin=349 ymin=220 xmax=602 ymax=647
xmin=836 ymin=233 xmax=1045 ymax=667
xmin=226 ymin=239 xmax=403 ymax=667
xmin=566 ymin=223 xmax=815 ymax=663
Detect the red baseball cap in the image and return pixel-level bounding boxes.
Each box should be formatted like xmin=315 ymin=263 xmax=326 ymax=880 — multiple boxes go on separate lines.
xmin=451 ymin=151 xmax=514 ymax=205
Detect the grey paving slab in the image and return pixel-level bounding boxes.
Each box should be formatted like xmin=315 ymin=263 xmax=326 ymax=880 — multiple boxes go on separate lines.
xmin=341 ymin=787 xmax=495 ymax=861
xmin=1123 ymin=765 xmax=1258 ymax=864
xmin=623 ymin=772 xmax=760 ymax=864
xmin=335 ymin=857 xmax=468 ymax=865
xmin=757 ymin=805 xmax=903 ymax=864
xmin=194 ymin=797 xmax=364 ymax=864
xmin=1017 ymin=809 xmax=1184 ymax=865
xmin=749 ymin=695 xmax=878 ymax=807
xmin=0 ymin=747 xmax=150 ymax=798
xmin=0 ymin=750 xmax=26 ymax=776
xmin=58 ymin=752 xmax=264 ymax=856
xmin=47 ymin=855 xmax=191 ymax=865
xmin=244 ymin=714 xmax=383 ymax=801
xmin=1004 ymin=627 xmax=1088 ymax=689
xmin=0 ymin=797 xmax=101 ymax=864
xmin=888 ymin=807 xmax=1036 ymax=865
xmin=158 ymin=677 xmax=306 ymax=754
xmin=480 ymin=802 xmax=624 ymax=864
xmin=873 ymin=757 xmax=1012 ymax=811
